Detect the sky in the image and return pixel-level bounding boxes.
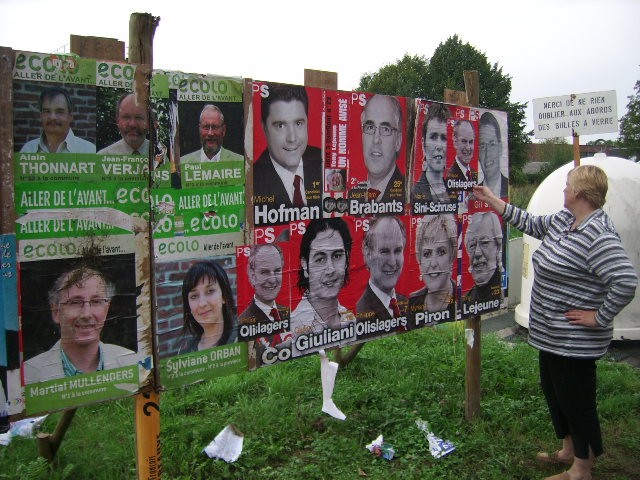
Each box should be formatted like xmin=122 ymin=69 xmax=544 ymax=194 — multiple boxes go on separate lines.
xmin=1 ymin=0 xmax=638 ymax=142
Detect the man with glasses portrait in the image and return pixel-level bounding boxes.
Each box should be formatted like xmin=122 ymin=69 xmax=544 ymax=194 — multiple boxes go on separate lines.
xmin=462 ymin=212 xmax=504 ymax=311
xmin=350 ymin=94 xmax=406 ymax=206
xmin=181 ymin=104 xmax=243 ymax=163
xmin=23 ymin=265 xmax=137 ymax=384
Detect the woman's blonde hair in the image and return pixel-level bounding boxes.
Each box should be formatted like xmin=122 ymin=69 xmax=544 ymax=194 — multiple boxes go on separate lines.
xmin=568 ymin=164 xmax=608 ymax=209
xmin=415 ymin=214 xmax=457 ymax=264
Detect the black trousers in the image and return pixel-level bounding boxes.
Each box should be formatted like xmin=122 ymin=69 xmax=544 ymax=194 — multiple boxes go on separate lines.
xmin=539 ymin=350 xmax=603 ymax=459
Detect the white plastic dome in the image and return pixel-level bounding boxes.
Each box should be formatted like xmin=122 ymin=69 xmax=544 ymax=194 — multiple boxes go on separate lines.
xmin=515 ymin=154 xmax=640 ymax=340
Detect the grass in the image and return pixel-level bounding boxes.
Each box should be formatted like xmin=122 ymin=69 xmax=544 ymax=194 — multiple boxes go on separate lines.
xmin=1 ymin=324 xmax=639 ymax=479
xmin=508 ymin=183 xmax=540 ymax=240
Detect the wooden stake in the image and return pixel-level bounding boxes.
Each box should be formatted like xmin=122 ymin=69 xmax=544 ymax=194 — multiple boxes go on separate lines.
xmin=573 ymin=133 xmax=581 ymax=166
xmin=0 ymin=47 xmax=15 ymax=232
xmin=128 ymin=13 xmax=163 ymax=480
xmin=135 ymin=390 xmax=162 ymax=480
xmin=36 ymin=409 xmax=77 ymax=462
xmin=304 ymin=69 xmax=337 ymax=90
xmin=460 ymin=70 xmax=483 ymax=422
xmin=463 ymin=71 xmax=480 ymax=107
xmin=301 ymin=69 xmax=363 ymax=368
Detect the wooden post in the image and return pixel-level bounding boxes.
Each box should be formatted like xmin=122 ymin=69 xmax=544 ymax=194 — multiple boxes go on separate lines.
xmin=444 ymin=88 xmax=468 ymax=107
xmin=446 ymin=71 xmax=483 ymax=421
xmin=463 ymin=71 xmax=480 ymax=108
xmin=128 ymin=13 xmax=163 ymax=480
xmin=135 ymin=390 xmax=162 ymax=479
xmin=0 ymin=47 xmax=15 ymax=438
xmin=464 ymin=71 xmax=482 ymax=422
xmin=36 ymin=409 xmax=77 ymax=461
xmin=573 ymin=133 xmax=581 ymax=166
xmin=0 ymin=47 xmax=15 ymax=232
xmin=304 ymin=69 xmax=337 ymax=90
xmin=70 ymin=35 xmax=124 ymax=61
xmin=302 ymin=69 xmax=361 ymax=367
xmin=243 ymin=78 xmax=255 ymax=247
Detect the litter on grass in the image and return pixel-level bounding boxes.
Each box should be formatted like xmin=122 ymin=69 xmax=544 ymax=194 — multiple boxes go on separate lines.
xmin=0 ymin=415 xmax=48 ymax=446
xmin=203 ymin=424 xmax=244 ymax=463
xmin=365 ymin=434 xmax=395 ymax=460
xmin=415 ymin=419 xmax=456 ymax=458
xmin=319 ymin=349 xmax=346 ymax=420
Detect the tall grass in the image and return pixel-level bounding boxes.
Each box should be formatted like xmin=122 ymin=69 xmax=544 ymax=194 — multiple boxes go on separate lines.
xmin=507 ymin=183 xmax=540 ymax=240
xmin=1 ymin=325 xmax=639 ymax=479
xmin=509 ymin=183 xmax=539 ymax=211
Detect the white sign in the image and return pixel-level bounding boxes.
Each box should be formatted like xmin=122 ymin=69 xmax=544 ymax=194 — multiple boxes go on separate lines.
xmin=532 ymin=90 xmax=617 ymax=139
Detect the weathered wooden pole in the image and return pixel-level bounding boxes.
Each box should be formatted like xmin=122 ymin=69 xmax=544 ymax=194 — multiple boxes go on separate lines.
xmin=463 ymin=71 xmax=482 ymax=422
xmin=446 ymin=71 xmax=483 ymax=421
xmin=36 ymin=409 xmax=77 ymax=461
xmin=463 ymin=70 xmax=482 ymax=422
xmin=128 ymin=12 xmax=163 ymax=480
xmin=302 ymin=69 xmax=362 ymax=367
xmin=573 ymin=132 xmax=581 ymax=166
xmin=0 ymin=47 xmax=15 ymax=233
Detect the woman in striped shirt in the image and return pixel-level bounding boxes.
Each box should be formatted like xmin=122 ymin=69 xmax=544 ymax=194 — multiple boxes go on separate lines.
xmin=473 ymin=165 xmax=637 ymax=480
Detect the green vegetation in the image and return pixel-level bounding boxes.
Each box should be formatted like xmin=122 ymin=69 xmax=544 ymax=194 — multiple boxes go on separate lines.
xmin=2 ymin=326 xmax=639 ymax=479
xmin=506 ymin=183 xmax=539 ymax=239
xmin=618 ymin=79 xmax=640 ymax=161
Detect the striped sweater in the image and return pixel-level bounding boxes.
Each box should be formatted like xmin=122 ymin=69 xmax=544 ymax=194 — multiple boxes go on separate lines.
xmin=503 ymin=204 xmax=637 ymax=359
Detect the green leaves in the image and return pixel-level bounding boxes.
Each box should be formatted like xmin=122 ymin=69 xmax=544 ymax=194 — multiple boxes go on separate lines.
xmin=619 ymin=79 xmax=640 ymax=161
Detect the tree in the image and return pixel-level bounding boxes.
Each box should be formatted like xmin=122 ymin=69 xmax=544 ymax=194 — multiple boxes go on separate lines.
xmin=618 ymin=79 xmax=640 ymax=161
xmin=357 ymin=35 xmax=531 ymax=182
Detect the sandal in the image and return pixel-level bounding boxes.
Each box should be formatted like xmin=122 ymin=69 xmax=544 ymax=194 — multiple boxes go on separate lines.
xmin=536 ymin=451 xmax=574 ymax=465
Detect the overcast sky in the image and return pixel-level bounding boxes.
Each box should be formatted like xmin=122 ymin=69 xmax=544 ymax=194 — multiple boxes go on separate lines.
xmin=1 ymin=0 xmax=638 ymax=142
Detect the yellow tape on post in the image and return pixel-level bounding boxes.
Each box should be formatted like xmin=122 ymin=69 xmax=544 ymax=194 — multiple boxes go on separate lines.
xmin=135 ymin=391 xmax=162 ymax=480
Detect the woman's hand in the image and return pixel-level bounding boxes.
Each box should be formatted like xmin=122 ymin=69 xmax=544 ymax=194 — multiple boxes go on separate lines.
xmin=471 ymin=185 xmax=506 ymax=214
xmin=565 ymin=309 xmax=599 ymax=328
xmin=472 ymin=185 xmax=494 ymax=203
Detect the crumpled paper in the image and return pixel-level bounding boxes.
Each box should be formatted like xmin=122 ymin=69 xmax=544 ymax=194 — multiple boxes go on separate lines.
xmin=0 ymin=415 xmax=48 ymax=446
xmin=465 ymin=328 xmax=475 ymax=349
xmin=365 ymin=434 xmax=395 ymax=460
xmin=319 ymin=349 xmax=346 ymax=420
xmin=415 ymin=419 xmax=456 ymax=458
xmin=203 ymin=424 xmax=244 ymax=462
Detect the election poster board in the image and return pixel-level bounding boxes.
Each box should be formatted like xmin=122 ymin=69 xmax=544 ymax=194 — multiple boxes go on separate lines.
xmin=5 ymin=48 xmax=511 ymax=411
xmin=153 ymin=72 xmax=248 ymax=389
xmin=12 ymin=52 xmax=153 ymax=415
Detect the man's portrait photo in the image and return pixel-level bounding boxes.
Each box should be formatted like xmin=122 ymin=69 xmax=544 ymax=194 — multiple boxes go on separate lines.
xmin=15 ymin=84 xmax=96 ymax=154
xmin=238 ymin=244 xmax=293 ymax=367
xmin=446 ymin=118 xmax=478 ymax=213
xmin=20 ymin=255 xmax=139 ymax=385
xmin=350 ymin=94 xmax=406 ymax=205
xmin=180 ymin=104 xmax=243 ymax=164
xmin=97 ymin=92 xmax=149 ymax=155
xmin=253 ymin=83 xmax=322 ymax=224
xmin=461 ymin=211 xmax=504 ymax=313
xmin=357 ymin=216 xmax=408 ymax=323
xmin=478 ymin=111 xmax=508 ymax=199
